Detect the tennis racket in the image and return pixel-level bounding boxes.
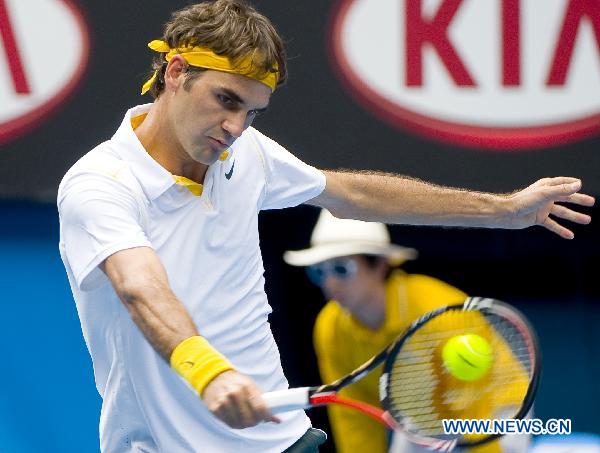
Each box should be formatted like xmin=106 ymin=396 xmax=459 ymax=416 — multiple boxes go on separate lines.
xmin=263 ymin=297 xmax=540 ymax=451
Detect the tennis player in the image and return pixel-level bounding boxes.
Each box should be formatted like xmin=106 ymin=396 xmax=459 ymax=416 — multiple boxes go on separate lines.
xmin=57 ymin=1 xmax=594 ymax=452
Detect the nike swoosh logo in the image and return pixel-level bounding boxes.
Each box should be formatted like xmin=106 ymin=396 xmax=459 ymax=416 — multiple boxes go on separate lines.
xmin=225 ymin=160 xmax=235 ymax=180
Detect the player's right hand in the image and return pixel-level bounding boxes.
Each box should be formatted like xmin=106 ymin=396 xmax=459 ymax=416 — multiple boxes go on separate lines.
xmin=202 ymin=370 xmax=281 ymax=429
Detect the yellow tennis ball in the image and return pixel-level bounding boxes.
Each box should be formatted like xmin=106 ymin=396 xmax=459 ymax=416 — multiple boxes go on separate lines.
xmin=442 ymin=334 xmax=493 ymax=381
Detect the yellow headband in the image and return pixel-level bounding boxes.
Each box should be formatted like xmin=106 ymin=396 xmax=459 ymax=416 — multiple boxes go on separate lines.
xmin=141 ymin=40 xmax=279 ymax=94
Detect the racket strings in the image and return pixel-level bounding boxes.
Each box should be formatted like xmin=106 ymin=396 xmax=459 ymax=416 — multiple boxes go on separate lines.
xmin=482 ymin=312 xmax=533 ymax=415
xmin=385 ymin=308 xmax=534 ymax=439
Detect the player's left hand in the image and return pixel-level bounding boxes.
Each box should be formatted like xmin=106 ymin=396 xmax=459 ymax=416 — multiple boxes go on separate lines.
xmin=503 ymin=177 xmax=595 ymax=239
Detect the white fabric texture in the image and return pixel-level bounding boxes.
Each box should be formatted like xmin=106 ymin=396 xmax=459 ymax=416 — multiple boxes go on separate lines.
xmin=58 ymin=104 xmax=326 ymax=452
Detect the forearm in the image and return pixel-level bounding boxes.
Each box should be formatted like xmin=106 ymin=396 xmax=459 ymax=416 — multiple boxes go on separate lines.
xmin=102 ymin=247 xmax=199 ymax=361
xmin=108 ymin=264 xmax=236 ymax=403
xmin=315 ymin=170 xmax=511 ymax=228
xmin=101 ymin=251 xmax=272 ymax=428
xmin=103 ymin=247 xmax=236 ymax=398
xmin=117 ymin=277 xmax=198 ymax=361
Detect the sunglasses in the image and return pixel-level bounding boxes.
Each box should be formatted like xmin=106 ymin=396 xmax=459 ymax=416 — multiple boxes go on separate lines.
xmin=306 ymin=258 xmax=358 ymax=286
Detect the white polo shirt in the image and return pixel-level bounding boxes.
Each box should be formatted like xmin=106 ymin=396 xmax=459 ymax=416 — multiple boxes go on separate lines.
xmin=57 ymin=104 xmax=326 ymax=452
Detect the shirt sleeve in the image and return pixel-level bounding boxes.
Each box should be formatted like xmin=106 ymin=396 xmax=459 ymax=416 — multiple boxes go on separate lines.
xmin=58 ymin=170 xmax=152 ymax=291
xmin=247 ymin=128 xmax=326 ymax=210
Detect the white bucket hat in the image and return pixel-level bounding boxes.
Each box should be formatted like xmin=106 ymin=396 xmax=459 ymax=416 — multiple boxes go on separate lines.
xmin=283 ymin=209 xmax=418 ymax=267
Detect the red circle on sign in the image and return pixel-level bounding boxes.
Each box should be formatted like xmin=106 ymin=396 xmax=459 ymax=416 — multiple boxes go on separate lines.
xmin=328 ymin=0 xmax=600 ymax=150
xmin=0 ymin=0 xmax=90 ymax=145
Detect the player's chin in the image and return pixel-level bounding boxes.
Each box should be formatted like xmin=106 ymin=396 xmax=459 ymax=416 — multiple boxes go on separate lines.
xmin=190 ymin=149 xmax=219 ymax=165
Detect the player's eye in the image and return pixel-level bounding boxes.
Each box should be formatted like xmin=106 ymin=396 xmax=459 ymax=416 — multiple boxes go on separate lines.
xmin=217 ymin=94 xmax=235 ymax=107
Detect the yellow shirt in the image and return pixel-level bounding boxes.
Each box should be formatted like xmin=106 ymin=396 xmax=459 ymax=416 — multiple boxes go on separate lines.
xmin=313 ymin=271 xmax=515 ymax=453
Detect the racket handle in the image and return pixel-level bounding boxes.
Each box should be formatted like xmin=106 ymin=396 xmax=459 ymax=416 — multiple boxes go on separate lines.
xmin=262 ymin=387 xmax=311 ymax=413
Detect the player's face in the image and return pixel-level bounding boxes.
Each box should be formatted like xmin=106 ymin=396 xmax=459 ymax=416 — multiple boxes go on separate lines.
xmin=311 ymin=256 xmax=386 ymax=313
xmin=168 ymin=68 xmax=271 ymax=165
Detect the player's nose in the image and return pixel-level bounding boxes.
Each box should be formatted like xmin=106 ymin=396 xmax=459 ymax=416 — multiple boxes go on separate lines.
xmin=222 ymin=112 xmax=246 ymax=139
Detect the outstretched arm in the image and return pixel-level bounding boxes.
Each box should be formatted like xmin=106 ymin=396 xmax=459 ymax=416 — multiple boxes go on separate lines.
xmin=309 ymin=170 xmax=594 ymax=239
xmin=102 ymin=247 xmax=278 ymax=428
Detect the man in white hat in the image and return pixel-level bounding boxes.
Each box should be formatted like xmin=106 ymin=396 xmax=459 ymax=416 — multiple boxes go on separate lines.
xmin=284 ymin=209 xmax=469 ymax=453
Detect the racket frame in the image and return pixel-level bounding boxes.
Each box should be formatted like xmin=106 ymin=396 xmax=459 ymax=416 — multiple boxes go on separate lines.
xmin=380 ymin=297 xmax=541 ymax=448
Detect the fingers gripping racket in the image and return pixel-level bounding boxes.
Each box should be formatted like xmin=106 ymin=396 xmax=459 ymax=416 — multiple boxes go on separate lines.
xmin=263 ymin=297 xmax=540 ymax=451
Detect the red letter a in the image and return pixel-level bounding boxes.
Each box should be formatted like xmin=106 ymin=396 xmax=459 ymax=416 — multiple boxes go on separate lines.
xmin=547 ymin=0 xmax=600 ymax=86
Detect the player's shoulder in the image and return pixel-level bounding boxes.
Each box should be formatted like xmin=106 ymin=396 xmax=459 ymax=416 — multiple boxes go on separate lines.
xmin=316 ymin=300 xmax=344 ymax=321
xmin=242 ymin=125 xmax=268 ymax=141
xmin=57 ymin=140 xmax=142 ymax=209
xmin=404 ymin=273 xmax=456 ymax=289
xmin=404 ymin=273 xmax=450 ymax=287
xmin=403 ymin=273 xmax=467 ymax=303
xmin=236 ymin=126 xmax=285 ymax=155
xmin=232 ymin=126 xmax=261 ymax=150
xmin=63 ymin=140 xmax=127 ymax=177
xmin=58 ymin=141 xmax=138 ymax=201
xmin=314 ymin=301 xmax=346 ymax=340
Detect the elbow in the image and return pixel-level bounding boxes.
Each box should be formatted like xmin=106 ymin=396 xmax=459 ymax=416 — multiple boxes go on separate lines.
xmin=112 ymin=275 xmax=157 ymax=307
xmin=318 ymin=170 xmax=376 ymax=220
xmin=316 ymin=188 xmax=363 ymax=220
xmin=325 ymin=206 xmax=352 ymax=220
xmin=117 ymin=284 xmax=142 ymax=306
xmin=326 ymin=192 xmax=374 ymax=220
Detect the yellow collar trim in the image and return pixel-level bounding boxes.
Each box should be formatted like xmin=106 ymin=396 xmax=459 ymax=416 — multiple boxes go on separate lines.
xmin=172 ymin=175 xmax=203 ymax=197
xmin=141 ymin=39 xmax=279 ymax=94
xmin=131 ymin=113 xmax=147 ymax=131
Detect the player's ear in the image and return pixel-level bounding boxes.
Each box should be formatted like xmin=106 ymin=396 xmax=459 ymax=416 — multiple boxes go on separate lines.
xmin=163 ymin=55 xmax=187 ymax=93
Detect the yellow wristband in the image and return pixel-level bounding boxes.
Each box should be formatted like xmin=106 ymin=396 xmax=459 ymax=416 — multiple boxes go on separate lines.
xmin=170 ymin=335 xmax=235 ymax=396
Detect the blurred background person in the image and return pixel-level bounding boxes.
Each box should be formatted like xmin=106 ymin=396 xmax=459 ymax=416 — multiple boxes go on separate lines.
xmin=284 ymin=209 xmax=530 ymax=453
xmin=284 ymin=209 xmax=461 ymax=452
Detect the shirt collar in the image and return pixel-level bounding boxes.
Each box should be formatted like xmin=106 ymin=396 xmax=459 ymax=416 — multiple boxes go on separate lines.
xmin=111 ymin=104 xmax=180 ymax=201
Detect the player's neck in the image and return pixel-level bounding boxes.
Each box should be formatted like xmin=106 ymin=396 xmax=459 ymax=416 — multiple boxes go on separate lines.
xmin=134 ymin=102 xmax=208 ymax=183
xmin=352 ymin=284 xmax=387 ymax=331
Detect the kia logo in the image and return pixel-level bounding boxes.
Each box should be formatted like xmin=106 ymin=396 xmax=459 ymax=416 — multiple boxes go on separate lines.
xmin=330 ymin=0 xmax=600 ymax=149
xmin=0 ymin=0 xmax=90 ymax=144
